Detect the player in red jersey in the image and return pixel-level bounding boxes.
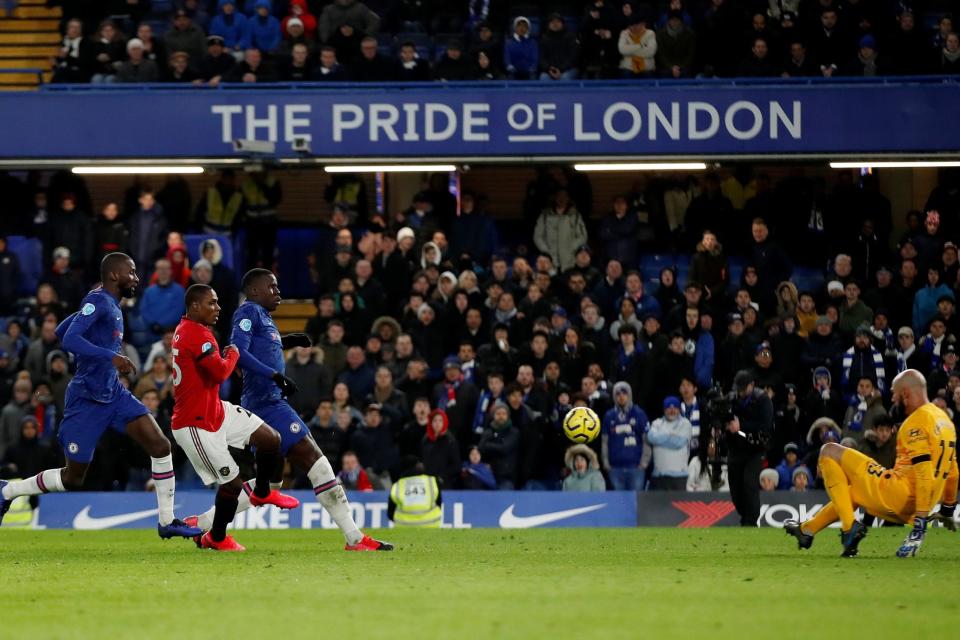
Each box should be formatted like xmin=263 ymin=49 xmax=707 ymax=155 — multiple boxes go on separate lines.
xmin=171 ymin=284 xmax=298 ymax=552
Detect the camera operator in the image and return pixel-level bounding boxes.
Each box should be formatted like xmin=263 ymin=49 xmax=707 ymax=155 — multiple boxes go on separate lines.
xmin=726 ymin=370 xmax=774 ymax=526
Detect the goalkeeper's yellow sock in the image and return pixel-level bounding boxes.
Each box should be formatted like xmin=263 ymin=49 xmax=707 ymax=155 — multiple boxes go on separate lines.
xmin=803 ymin=502 xmax=837 ymax=535
xmin=820 ymin=457 xmax=855 ymax=531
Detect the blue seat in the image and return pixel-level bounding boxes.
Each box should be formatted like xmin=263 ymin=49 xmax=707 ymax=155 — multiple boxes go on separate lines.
xmin=792 ymin=277 xmax=823 ymax=295
xmin=149 ymin=0 xmax=174 ymax=16
xmin=791 ymin=266 xmax=823 ymax=294
xmin=396 ymin=32 xmax=432 ymax=48
xmin=640 ymin=253 xmax=675 ymax=284
xmin=7 ymin=235 xmax=42 ymax=295
xmin=727 ymin=264 xmax=744 ymax=292
xmin=275 ymin=228 xmax=321 ymax=299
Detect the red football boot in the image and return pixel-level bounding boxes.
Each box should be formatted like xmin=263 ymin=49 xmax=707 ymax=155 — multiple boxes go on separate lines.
xmin=200 ymin=532 xmax=246 ymax=552
xmin=345 ymin=534 xmax=394 ymax=551
xmin=183 ymin=515 xmax=203 ymax=548
xmin=248 ymin=489 xmax=300 ymax=510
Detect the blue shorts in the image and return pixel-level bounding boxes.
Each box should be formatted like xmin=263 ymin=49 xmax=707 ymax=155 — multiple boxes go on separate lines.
xmin=58 ymin=386 xmax=150 ymax=463
xmin=247 ymin=400 xmax=309 ymax=456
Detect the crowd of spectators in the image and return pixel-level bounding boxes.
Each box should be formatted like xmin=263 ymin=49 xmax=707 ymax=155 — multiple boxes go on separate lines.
xmin=3 ymin=163 xmax=960 ymax=499
xmin=47 ymin=1 xmax=960 ymax=84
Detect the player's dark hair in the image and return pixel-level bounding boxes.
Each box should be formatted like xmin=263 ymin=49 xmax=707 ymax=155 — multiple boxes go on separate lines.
xmin=242 ymin=268 xmax=274 ymax=293
xmin=185 ymin=283 xmax=213 ymax=309
xmin=100 ymin=252 xmax=132 ymax=281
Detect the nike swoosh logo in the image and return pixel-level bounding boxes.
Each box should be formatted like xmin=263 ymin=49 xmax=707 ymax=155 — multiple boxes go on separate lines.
xmin=73 ymin=506 xmax=160 ymax=530
xmin=498 ymin=503 xmax=606 ymax=528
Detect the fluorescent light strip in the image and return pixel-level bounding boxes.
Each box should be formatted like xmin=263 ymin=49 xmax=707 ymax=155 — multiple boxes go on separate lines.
xmin=325 ymin=164 xmax=456 ymax=173
xmin=72 ymin=166 xmax=205 ymax=175
xmin=574 ymin=162 xmax=707 ymax=172
xmin=830 ymin=161 xmax=960 ymax=169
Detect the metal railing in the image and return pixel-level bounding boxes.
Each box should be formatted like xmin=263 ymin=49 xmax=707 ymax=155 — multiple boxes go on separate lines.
xmin=35 ymin=74 xmax=960 ymax=93
xmin=0 ymin=67 xmax=45 ymax=85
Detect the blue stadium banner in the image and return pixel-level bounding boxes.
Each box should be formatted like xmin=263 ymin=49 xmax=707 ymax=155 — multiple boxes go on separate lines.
xmin=35 ymin=490 xmax=638 ymax=530
xmin=6 ymin=81 xmax=960 ymax=158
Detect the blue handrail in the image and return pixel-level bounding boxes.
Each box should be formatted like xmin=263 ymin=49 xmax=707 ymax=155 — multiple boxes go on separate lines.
xmin=35 ymin=75 xmax=960 ymax=93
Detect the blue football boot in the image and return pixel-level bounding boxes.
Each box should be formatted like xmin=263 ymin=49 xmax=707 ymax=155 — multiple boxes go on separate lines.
xmin=158 ymin=517 xmax=204 ymax=540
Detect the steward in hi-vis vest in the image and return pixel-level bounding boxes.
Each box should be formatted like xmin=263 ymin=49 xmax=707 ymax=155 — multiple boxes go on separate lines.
xmin=388 ymin=465 xmax=442 ymax=528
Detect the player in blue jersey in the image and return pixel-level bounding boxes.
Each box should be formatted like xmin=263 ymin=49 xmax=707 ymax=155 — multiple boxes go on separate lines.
xmin=186 ymin=269 xmax=392 ymax=551
xmin=0 ymin=253 xmax=201 ymax=539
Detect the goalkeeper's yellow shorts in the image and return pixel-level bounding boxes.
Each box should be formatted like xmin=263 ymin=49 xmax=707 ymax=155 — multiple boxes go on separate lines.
xmin=838 ymin=447 xmax=914 ymax=524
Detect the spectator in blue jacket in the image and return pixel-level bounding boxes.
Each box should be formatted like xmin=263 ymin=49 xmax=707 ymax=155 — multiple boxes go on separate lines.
xmin=246 ymin=0 xmax=281 ymax=54
xmin=683 ymin=306 xmax=714 ymax=389
xmin=775 ymin=442 xmax=801 ymax=490
xmin=459 ymin=445 xmax=497 ymax=490
xmin=139 ymin=258 xmax=186 ymax=342
xmin=601 ymin=381 xmax=648 ymax=491
xmin=598 ymin=195 xmax=640 ymax=267
xmin=472 ymin=371 xmax=504 ymax=439
xmin=912 ymin=266 xmax=952 ymax=335
xmin=127 ymin=189 xmax=168 ymax=280
xmin=644 ymin=396 xmax=692 ymax=490
xmin=210 ymin=0 xmax=249 ymax=53
xmin=450 ymin=191 xmax=499 ymax=264
xmin=504 ymin=16 xmax=538 ymax=79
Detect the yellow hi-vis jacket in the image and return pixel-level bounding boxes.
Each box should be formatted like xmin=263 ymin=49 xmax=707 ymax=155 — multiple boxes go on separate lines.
xmin=4 ymin=480 xmax=33 ymax=527
xmin=389 ymin=474 xmax=441 ymax=527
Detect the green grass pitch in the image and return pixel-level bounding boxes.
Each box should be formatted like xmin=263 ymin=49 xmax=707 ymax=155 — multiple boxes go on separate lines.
xmin=1 ymin=527 xmax=957 ymax=640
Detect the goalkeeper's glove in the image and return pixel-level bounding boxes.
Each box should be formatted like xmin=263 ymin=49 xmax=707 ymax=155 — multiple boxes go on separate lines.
xmin=932 ymin=504 xmax=957 ymax=532
xmin=281 ymin=333 xmax=312 ymax=350
xmin=896 ymin=516 xmax=927 ymax=558
xmin=272 ymin=372 xmax=299 ymax=398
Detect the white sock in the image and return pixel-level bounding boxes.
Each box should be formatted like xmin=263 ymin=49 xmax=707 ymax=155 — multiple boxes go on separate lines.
xmin=3 ymin=469 xmax=65 ymax=499
xmin=310 ymin=456 xmax=363 ymax=545
xmin=151 ymin=455 xmax=176 ymax=526
xmin=270 ymin=481 xmax=283 ymax=491
xmin=197 ymin=480 xmax=253 ymax=531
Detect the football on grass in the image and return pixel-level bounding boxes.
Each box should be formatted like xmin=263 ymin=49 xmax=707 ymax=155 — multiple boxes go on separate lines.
xmin=563 ymin=406 xmax=601 ymax=444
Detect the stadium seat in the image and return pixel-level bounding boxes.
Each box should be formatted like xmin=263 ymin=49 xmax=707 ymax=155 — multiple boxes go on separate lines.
xmin=276 ymin=227 xmax=320 ymax=299
xmin=6 ymin=235 xmax=42 ymax=295
xmin=149 ymin=0 xmax=175 ymax=16
xmin=792 ymin=266 xmax=824 ymax=295
xmin=727 ymin=264 xmax=744 ymax=292
xmin=640 ymin=254 xmax=675 ymax=285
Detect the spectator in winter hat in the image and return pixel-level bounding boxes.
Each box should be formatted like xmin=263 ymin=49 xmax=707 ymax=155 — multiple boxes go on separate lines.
xmin=283 ymin=0 xmax=317 ymax=41
xmin=504 ymin=16 xmax=538 ymax=80
xmin=645 ymin=396 xmax=692 ymax=490
xmin=209 ymin=1 xmax=249 ymax=53
xmin=618 ymin=7 xmax=656 ymax=77
xmin=245 ymin=0 xmax=281 ymax=54
xmin=539 ymin=13 xmax=579 ymax=81
xmin=116 ymin=38 xmax=159 ymax=83
xmin=841 ymin=34 xmax=883 ymax=77
xmin=759 ymin=467 xmax=779 ymax=491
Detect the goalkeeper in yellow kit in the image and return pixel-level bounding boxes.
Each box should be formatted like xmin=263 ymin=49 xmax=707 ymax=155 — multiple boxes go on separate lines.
xmin=784 ymin=369 xmax=958 ymax=557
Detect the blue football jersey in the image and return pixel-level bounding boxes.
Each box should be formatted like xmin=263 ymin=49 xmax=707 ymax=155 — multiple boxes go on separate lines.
xmin=58 ymin=288 xmax=125 ymax=403
xmin=231 ymin=301 xmax=284 ymax=406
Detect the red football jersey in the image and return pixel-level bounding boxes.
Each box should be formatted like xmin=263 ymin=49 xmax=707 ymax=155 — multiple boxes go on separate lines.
xmin=171 ymin=317 xmax=239 ymax=432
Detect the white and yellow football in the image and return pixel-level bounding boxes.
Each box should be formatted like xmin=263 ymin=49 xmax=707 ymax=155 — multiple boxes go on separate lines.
xmin=562 ymin=406 xmax=601 ymax=444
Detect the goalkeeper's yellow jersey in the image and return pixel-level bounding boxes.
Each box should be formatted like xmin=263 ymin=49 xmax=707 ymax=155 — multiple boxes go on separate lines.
xmin=892 ymin=403 xmax=959 ymax=512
